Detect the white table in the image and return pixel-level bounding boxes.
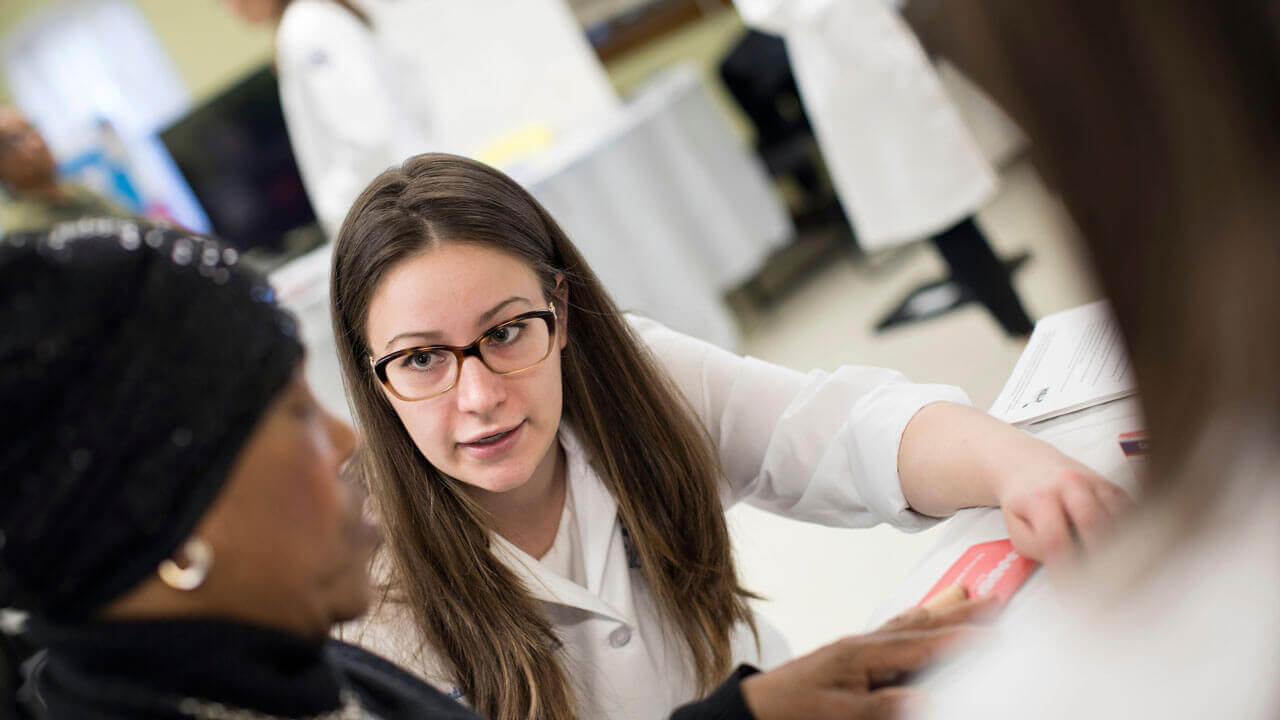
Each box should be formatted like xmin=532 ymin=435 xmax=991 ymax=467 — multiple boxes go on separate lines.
xmin=865 ymin=397 xmax=1146 ymax=629
xmin=514 ymin=64 xmax=794 ymax=350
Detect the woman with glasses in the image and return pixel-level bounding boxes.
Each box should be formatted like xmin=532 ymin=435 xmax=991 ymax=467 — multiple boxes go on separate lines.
xmin=329 ymin=153 xmax=1130 ymax=720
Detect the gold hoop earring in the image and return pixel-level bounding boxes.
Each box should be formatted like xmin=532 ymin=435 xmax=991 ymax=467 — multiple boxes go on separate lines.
xmin=158 ymin=538 xmax=213 ymax=591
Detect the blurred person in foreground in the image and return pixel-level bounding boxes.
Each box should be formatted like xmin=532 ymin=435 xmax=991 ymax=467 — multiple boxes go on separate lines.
xmin=0 ymin=219 xmax=993 ymax=720
xmin=903 ymin=1 xmax=1280 ymax=717
xmin=0 ymin=108 xmax=127 ymax=236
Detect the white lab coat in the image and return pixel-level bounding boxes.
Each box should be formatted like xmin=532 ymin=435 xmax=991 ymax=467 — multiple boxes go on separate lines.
xmin=342 ymin=315 xmax=971 ymax=718
xmin=733 ymin=0 xmax=999 ymax=251
xmin=275 ymin=0 xmax=434 ymax=239
xmin=274 ymin=0 xmax=619 ymax=240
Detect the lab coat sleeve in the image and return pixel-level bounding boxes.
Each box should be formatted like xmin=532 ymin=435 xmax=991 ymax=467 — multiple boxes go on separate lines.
xmin=628 ymin=314 xmax=971 ymax=531
xmin=276 ymin=1 xmax=396 ymax=232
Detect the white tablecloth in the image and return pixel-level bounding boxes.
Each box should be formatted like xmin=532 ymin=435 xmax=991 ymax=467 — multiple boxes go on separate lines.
xmin=515 ymin=64 xmax=793 ymax=349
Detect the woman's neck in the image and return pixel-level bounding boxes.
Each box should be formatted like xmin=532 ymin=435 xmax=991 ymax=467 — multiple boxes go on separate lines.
xmin=469 ymin=441 xmax=567 ymax=559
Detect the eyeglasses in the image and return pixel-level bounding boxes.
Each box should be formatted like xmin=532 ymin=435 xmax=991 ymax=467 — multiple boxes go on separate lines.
xmin=370 ymin=305 xmax=557 ymax=401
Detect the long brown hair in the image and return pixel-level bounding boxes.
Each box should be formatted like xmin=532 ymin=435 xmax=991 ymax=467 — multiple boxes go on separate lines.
xmin=931 ymin=1 xmax=1280 ymax=529
xmin=329 ymin=154 xmax=756 ymax=720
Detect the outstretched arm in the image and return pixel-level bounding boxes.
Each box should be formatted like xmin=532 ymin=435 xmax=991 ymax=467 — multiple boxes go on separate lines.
xmin=898 ymin=402 xmax=1132 ymax=562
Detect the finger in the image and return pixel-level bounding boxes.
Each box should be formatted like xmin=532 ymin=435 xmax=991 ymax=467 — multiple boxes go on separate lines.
xmin=1026 ymin=497 xmax=1075 ymax=563
xmin=862 ymin=625 xmax=993 ymax=688
xmin=1094 ymin=481 xmax=1134 ymax=518
xmin=832 ymin=627 xmax=972 ymax=688
xmin=878 ymin=606 xmax=930 ymax=633
xmin=847 ymin=686 xmax=922 ymax=720
xmin=922 ymin=594 xmax=1000 ymax=627
xmin=890 ymin=595 xmax=998 ymax=634
xmin=880 ymin=585 xmax=968 ymax=633
xmin=1061 ymin=481 xmax=1111 ymax=553
xmin=1005 ymin=510 xmax=1044 ymax=561
xmin=920 ymin=583 xmax=966 ymax=612
xmin=876 ymin=686 xmax=930 ymax=718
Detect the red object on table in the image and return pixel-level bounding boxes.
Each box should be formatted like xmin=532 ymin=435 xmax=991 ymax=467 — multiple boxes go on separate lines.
xmin=917 ymin=539 xmax=1039 ymax=608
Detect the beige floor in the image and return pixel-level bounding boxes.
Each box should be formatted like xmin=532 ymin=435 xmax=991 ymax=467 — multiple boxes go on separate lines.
xmin=726 ymin=157 xmax=1103 ymax=658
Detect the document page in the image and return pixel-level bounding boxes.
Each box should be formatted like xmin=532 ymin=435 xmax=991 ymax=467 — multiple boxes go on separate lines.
xmin=991 ymin=300 xmax=1136 ymax=425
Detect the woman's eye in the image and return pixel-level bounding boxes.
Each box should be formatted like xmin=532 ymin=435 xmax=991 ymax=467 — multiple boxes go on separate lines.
xmin=491 ymin=323 xmax=524 ymax=344
xmin=402 ymin=351 xmax=444 ymax=371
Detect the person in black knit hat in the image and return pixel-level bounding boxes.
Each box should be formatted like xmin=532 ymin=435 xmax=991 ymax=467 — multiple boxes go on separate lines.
xmin=0 ymin=218 xmax=478 ymax=720
xmin=0 ymin=219 xmax=987 ymax=720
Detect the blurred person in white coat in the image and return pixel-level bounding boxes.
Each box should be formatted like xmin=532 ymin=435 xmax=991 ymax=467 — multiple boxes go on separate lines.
xmin=902 ymin=1 xmax=1280 ymax=718
xmin=223 ymin=0 xmax=433 ymax=240
xmin=223 ymin=0 xmax=619 ymax=242
xmin=732 ymin=0 xmax=1035 ymax=336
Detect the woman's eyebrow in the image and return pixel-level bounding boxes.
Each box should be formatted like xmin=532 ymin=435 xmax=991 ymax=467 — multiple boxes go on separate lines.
xmin=477 ymin=296 xmax=533 ymax=324
xmin=382 ymin=296 xmax=533 ymax=351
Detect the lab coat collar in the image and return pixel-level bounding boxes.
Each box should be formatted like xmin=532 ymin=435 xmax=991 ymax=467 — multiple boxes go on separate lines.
xmin=559 ymin=423 xmax=618 ymax=596
xmin=490 ymin=535 xmax=627 ymax=623
xmin=488 ymin=424 xmax=629 ymax=624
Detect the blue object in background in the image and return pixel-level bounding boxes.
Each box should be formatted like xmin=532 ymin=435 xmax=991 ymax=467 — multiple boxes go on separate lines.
xmin=59 ymin=148 xmax=144 ymax=212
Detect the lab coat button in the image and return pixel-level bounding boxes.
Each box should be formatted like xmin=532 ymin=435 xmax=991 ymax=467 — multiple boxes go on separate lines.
xmin=608 ymin=626 xmax=632 ymax=648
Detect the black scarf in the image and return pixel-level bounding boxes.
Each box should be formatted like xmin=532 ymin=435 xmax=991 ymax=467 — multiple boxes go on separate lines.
xmin=24 ymin=619 xmax=478 ymax=720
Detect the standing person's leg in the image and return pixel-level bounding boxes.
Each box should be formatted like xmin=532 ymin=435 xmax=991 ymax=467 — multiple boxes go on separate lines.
xmin=931 ymin=217 xmax=1034 ymax=336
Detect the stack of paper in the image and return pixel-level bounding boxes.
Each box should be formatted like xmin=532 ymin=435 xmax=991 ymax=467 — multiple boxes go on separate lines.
xmin=991 ymin=300 xmax=1137 ymax=425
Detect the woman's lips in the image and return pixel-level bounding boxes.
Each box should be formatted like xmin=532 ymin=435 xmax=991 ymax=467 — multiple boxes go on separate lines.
xmin=458 ymin=420 xmax=525 ymax=459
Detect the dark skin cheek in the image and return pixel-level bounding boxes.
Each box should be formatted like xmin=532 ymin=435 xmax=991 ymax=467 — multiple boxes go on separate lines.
xmin=310 ymin=485 xmax=373 ymax=591
xmin=261 ymin=465 xmax=361 ymax=599
xmin=282 ymin=459 xmax=343 ymax=531
xmin=289 ymin=428 xmax=365 ymax=552
xmin=245 ymin=420 xmax=342 ymax=550
xmin=283 ymin=405 xmax=342 ymax=501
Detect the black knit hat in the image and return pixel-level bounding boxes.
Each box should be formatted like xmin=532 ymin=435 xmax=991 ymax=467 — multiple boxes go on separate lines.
xmin=0 ymin=218 xmax=303 ymax=619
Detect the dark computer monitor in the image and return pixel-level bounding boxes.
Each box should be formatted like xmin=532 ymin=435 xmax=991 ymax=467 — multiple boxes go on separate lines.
xmin=160 ymin=65 xmax=316 ymax=252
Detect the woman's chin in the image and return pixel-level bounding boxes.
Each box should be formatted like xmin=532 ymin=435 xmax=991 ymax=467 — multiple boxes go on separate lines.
xmin=451 ymin=451 xmax=549 ymax=495
xmin=460 ymin=468 xmax=533 ymax=496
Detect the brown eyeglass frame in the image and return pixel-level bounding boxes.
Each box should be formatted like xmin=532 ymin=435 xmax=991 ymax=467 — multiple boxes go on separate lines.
xmin=370 ymin=304 xmax=557 ymax=402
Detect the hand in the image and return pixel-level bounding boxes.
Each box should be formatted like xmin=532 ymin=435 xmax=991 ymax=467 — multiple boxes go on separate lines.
xmin=996 ymin=452 xmax=1132 ymax=564
xmin=740 ymin=595 xmax=993 ymax=720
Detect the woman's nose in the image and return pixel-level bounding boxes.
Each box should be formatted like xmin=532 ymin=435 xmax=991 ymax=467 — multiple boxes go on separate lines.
xmin=453 ymin=354 xmax=506 ymax=414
